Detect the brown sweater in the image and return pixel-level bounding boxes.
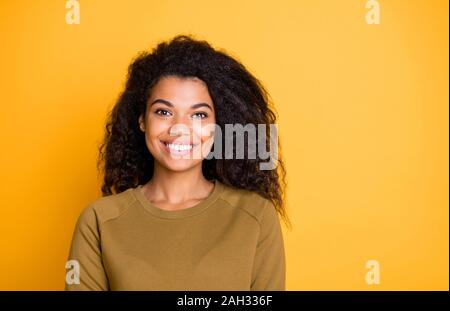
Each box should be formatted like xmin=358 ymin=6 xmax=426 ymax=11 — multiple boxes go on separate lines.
xmin=65 ymin=179 xmax=286 ymax=290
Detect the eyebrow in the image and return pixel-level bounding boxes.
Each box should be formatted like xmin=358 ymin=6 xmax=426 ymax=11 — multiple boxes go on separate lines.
xmin=149 ymin=99 xmax=213 ymax=111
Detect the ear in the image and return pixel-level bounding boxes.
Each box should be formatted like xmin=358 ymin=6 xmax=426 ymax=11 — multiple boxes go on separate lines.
xmin=138 ymin=114 xmax=145 ymax=132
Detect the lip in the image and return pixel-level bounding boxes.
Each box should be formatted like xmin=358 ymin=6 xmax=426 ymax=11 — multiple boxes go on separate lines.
xmin=160 ymin=140 xmax=199 ymax=156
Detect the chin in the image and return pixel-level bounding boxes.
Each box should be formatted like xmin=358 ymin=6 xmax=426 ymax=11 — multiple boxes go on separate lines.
xmin=158 ymin=158 xmax=201 ymax=172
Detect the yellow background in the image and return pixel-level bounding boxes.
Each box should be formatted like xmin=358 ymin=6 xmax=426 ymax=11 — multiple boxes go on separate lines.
xmin=0 ymin=0 xmax=448 ymax=290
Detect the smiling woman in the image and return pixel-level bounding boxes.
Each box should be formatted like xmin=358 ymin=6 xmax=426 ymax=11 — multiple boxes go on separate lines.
xmin=138 ymin=76 xmax=217 ymax=171
xmin=65 ymin=35 xmax=290 ymax=291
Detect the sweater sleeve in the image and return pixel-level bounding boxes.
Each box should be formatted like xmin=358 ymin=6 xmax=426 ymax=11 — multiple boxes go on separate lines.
xmin=64 ymin=204 xmax=109 ymax=291
xmin=250 ymin=200 xmax=286 ymax=291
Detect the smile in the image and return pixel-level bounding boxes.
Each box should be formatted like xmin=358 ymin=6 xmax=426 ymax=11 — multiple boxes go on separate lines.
xmin=160 ymin=140 xmax=198 ymax=154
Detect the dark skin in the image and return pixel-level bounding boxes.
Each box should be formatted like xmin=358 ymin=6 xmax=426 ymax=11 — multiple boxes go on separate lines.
xmin=138 ymin=76 xmax=216 ymax=211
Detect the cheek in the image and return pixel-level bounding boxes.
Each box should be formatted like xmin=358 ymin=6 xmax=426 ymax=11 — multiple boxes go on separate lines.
xmin=147 ymin=117 xmax=170 ymax=139
xmin=145 ymin=118 xmax=170 ymax=156
xmin=194 ymin=119 xmax=216 ymax=143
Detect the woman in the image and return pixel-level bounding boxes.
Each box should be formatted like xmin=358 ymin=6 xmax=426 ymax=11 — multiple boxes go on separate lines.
xmin=65 ymin=35 xmax=290 ymax=291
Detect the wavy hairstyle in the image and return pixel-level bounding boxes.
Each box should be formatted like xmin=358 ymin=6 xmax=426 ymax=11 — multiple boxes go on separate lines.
xmin=97 ymin=34 xmax=291 ymax=229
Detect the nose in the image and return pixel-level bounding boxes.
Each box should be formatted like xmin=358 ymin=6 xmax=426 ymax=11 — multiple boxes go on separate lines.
xmin=169 ymin=114 xmax=192 ymax=137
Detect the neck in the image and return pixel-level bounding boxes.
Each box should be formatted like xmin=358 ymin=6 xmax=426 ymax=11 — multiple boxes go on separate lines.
xmin=145 ymin=162 xmax=213 ymax=204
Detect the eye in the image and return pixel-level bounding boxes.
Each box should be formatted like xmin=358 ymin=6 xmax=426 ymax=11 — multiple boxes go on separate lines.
xmin=192 ymin=112 xmax=208 ymax=119
xmin=154 ymin=109 xmax=172 ymax=117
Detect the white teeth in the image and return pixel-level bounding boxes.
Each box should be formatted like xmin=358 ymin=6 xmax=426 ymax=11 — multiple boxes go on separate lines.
xmin=164 ymin=142 xmax=193 ymax=151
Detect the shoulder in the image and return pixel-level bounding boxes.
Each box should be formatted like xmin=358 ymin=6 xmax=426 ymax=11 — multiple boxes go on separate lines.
xmin=218 ymin=181 xmax=277 ymax=227
xmin=76 ymin=188 xmax=137 ymax=229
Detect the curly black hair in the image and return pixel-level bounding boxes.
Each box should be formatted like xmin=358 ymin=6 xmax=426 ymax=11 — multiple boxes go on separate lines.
xmin=97 ymin=34 xmax=291 ymax=229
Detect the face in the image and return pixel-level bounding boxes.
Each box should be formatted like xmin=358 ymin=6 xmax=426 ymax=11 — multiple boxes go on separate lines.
xmin=139 ymin=76 xmax=216 ymax=172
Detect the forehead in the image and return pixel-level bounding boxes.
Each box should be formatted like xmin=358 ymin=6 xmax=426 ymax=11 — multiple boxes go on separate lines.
xmin=148 ymin=76 xmax=212 ymax=104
